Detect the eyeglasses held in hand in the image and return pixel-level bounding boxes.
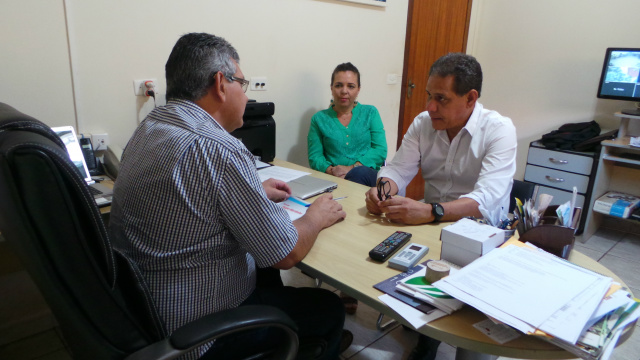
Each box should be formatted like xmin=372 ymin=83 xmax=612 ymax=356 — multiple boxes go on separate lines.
xmin=377 ymin=180 xmax=391 ymax=202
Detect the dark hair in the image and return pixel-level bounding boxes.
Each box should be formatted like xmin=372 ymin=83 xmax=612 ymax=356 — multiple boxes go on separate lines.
xmin=429 ymin=53 xmax=482 ymax=97
xmin=331 ymin=62 xmax=361 ymax=87
xmin=165 ymin=33 xmax=239 ymax=101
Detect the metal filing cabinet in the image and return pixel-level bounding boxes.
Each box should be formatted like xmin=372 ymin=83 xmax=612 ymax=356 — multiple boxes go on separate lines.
xmin=524 ymin=141 xmax=599 ymax=234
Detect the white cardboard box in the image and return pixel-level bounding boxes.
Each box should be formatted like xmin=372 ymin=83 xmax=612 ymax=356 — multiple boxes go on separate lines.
xmin=440 ymin=218 xmax=505 ymax=267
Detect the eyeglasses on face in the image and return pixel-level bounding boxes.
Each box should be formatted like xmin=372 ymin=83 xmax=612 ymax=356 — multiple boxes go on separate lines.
xmin=377 ymin=180 xmax=391 ymax=202
xmin=226 ymin=75 xmax=249 ymax=93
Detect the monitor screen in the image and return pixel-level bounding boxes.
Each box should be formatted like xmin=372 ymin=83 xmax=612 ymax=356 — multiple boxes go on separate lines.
xmin=51 ymin=126 xmax=93 ymax=184
xmin=596 ymin=48 xmax=640 ymax=115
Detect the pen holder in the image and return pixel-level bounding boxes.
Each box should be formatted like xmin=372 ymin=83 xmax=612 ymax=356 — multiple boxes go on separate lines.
xmin=518 ymin=224 xmax=575 ymax=259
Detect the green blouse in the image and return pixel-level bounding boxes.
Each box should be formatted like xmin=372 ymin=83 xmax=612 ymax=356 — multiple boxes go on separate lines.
xmin=307 ymin=103 xmax=387 ymax=172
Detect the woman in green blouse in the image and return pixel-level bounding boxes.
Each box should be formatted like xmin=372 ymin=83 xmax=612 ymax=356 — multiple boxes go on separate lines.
xmin=307 ymin=62 xmax=387 ymax=187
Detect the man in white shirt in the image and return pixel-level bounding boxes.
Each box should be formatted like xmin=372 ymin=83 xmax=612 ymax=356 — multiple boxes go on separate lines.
xmin=365 ymin=53 xmax=516 ymax=227
xmin=365 ymin=53 xmax=516 ymax=360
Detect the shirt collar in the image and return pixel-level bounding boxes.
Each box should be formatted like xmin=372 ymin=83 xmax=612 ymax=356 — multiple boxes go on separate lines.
xmin=328 ymin=102 xmax=360 ymax=117
xmin=166 ymin=99 xmax=225 ymax=131
xmin=461 ymin=102 xmax=483 ymax=137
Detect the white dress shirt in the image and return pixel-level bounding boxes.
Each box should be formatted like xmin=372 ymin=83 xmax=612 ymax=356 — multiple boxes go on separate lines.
xmin=378 ymin=102 xmax=517 ymax=225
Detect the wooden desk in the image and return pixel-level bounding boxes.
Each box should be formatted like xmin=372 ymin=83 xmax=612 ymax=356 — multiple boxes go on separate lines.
xmin=273 ymin=159 xmax=631 ymax=359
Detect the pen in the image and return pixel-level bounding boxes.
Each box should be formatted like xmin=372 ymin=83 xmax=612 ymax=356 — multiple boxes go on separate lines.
xmin=333 ymin=196 xmax=348 ymax=201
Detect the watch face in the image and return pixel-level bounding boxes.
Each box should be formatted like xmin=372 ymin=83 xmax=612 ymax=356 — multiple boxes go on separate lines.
xmin=431 ymin=203 xmax=444 ymax=219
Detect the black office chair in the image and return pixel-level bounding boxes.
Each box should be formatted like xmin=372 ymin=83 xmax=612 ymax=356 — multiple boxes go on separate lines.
xmin=0 ymin=102 xmax=298 ymax=360
xmin=509 ymin=179 xmax=537 ymax=213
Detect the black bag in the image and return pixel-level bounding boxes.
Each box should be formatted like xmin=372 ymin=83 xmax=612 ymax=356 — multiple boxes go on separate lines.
xmin=540 ymin=121 xmax=601 ymax=150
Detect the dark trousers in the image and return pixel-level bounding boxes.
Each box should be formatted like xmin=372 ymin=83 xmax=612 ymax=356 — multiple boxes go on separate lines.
xmin=204 ymin=268 xmax=345 ymax=359
xmin=410 ymin=334 xmax=441 ymax=360
xmin=344 ymin=166 xmax=378 ymax=187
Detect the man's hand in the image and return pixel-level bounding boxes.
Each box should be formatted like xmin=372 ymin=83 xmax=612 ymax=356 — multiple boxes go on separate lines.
xmin=305 ymin=193 xmax=347 ymax=229
xmin=378 ymin=196 xmax=433 ymax=224
xmin=262 ymin=178 xmax=291 ymax=203
xmin=279 ymin=193 xmax=346 ymax=269
xmin=365 ymin=187 xmax=384 ymax=214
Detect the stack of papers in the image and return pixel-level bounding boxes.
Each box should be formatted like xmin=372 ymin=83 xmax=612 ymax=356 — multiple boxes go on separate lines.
xmin=373 ymin=263 xmax=438 ymax=315
xmin=433 ymin=241 xmax=640 ymax=360
xmin=395 ymin=262 xmax=465 ymax=315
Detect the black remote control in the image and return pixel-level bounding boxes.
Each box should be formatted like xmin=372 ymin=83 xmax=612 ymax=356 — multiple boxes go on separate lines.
xmin=369 ymin=231 xmax=412 ymax=262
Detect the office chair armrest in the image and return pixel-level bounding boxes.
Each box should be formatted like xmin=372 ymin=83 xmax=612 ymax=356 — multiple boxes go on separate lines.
xmin=125 ymin=305 xmax=299 ymax=360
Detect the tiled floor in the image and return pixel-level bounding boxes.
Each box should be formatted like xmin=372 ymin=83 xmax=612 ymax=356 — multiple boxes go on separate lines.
xmin=1 ymin=228 xmax=639 ymax=360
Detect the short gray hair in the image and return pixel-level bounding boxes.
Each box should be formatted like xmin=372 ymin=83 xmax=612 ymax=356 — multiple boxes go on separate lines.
xmin=165 ymin=33 xmax=239 ymax=101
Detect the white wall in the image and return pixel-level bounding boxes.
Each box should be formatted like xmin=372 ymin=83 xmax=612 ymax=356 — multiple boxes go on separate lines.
xmin=467 ymin=0 xmax=640 ymax=179
xmin=6 ymin=0 xmax=408 ymax=168
xmin=4 ymin=0 xmax=640 ymax=177
xmin=0 ymin=0 xmax=76 ymax=127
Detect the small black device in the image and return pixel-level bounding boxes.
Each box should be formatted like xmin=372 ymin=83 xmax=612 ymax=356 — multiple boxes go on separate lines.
xmin=79 ymin=137 xmax=97 ymax=172
xmin=596 ymin=47 xmax=640 ymax=116
xmin=369 ymin=231 xmax=412 ymax=262
xmin=431 ymin=203 xmax=444 ymax=222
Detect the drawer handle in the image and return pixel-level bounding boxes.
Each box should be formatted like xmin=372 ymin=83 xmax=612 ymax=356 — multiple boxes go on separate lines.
xmin=545 ymin=175 xmax=565 ymax=183
xmin=549 ymin=157 xmax=568 ymax=165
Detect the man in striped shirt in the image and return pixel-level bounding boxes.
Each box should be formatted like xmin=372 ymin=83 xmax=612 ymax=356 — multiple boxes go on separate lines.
xmin=109 ymin=33 xmax=349 ymax=359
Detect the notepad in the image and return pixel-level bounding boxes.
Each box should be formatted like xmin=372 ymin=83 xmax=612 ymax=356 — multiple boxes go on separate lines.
xmin=287 ymin=175 xmax=337 ymax=199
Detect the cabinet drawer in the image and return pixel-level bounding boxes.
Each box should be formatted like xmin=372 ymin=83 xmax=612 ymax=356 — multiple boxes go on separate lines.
xmin=524 ymin=164 xmax=589 ymax=193
xmin=536 ymin=185 xmax=585 ymax=209
xmin=527 ymin=147 xmax=594 ymax=175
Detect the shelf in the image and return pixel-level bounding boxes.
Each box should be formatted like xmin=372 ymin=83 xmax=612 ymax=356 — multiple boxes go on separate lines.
xmin=582 ymin=112 xmax=640 ymax=240
xmin=615 ymin=112 xmax=640 ymax=120
xmin=601 ymin=137 xmax=640 ymax=149
xmin=602 ymin=153 xmax=640 ymax=165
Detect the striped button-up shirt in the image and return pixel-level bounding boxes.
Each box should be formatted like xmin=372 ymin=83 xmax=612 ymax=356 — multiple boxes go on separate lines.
xmin=109 ymin=100 xmax=298 ymax=349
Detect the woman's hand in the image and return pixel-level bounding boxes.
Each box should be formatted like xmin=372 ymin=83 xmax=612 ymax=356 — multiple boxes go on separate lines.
xmin=330 ymin=165 xmax=353 ymax=178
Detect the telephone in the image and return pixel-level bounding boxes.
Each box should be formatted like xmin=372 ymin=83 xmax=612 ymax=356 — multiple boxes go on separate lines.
xmin=79 ymin=137 xmax=99 ymax=175
xmin=103 ymin=145 xmax=122 ymax=179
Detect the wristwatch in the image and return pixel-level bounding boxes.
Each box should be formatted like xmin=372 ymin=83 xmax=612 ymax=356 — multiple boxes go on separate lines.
xmin=430 ymin=203 xmax=444 ymax=222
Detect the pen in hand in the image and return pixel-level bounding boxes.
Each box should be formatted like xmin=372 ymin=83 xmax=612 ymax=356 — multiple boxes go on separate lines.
xmin=333 ymin=196 xmax=348 ymax=201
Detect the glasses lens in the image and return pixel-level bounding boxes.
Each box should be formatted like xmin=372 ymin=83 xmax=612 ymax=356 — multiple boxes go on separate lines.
xmin=241 ymin=81 xmax=248 ymax=93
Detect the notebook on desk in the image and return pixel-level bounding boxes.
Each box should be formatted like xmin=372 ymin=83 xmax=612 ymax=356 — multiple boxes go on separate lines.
xmin=52 ymin=126 xmax=113 ymax=207
xmin=287 ymin=175 xmax=337 ymax=200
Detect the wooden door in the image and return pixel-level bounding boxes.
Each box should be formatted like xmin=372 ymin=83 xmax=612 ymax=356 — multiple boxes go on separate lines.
xmin=398 ymin=0 xmax=473 ymax=200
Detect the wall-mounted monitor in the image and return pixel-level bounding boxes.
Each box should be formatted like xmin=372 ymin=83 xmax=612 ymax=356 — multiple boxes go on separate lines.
xmin=596 ymin=47 xmax=640 ymax=116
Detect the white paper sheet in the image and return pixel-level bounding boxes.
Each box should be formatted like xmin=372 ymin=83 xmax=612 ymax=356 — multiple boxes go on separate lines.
xmin=257 ymin=166 xmax=309 ymax=182
xmin=537 ymin=275 xmax=611 ymax=343
xmin=277 ymin=197 xmax=309 ymax=220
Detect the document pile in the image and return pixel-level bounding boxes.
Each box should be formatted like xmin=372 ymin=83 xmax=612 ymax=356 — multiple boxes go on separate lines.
xmin=395 ymin=261 xmax=465 ymax=315
xmin=433 ymin=240 xmax=640 ymax=360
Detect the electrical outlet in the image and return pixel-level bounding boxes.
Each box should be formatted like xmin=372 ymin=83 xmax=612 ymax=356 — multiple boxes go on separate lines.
xmin=250 ymin=77 xmax=268 ymax=91
xmin=92 ymin=133 xmax=110 ymax=150
xmin=133 ymin=79 xmax=157 ymax=96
